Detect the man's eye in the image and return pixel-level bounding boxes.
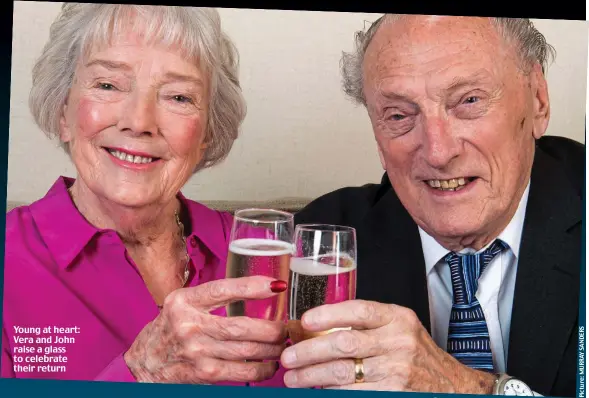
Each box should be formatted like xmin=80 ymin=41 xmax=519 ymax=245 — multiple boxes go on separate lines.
xmin=463 ymin=96 xmax=479 ymax=104
xmin=389 ymin=114 xmax=406 ymax=121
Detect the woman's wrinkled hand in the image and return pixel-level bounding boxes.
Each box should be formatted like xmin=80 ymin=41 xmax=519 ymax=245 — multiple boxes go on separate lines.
xmin=124 ymin=276 xmax=288 ymax=384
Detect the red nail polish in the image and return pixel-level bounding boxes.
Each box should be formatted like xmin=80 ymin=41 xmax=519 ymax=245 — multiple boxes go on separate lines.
xmin=270 ymin=280 xmax=287 ymax=293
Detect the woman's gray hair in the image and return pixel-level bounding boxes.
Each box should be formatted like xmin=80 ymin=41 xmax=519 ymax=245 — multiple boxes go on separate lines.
xmin=341 ymin=15 xmax=557 ymax=106
xmin=30 ymin=3 xmax=246 ymax=172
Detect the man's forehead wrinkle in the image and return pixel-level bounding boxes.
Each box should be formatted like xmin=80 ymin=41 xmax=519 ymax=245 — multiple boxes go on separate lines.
xmin=367 ymin=15 xmax=502 ymax=60
xmin=373 ymin=38 xmax=469 ymax=70
xmin=363 ymin=16 xmax=510 ymax=88
xmin=369 ymin=43 xmax=489 ymax=91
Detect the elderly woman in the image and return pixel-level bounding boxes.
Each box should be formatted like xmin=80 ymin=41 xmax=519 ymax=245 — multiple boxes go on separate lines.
xmin=2 ymin=4 xmax=288 ymax=386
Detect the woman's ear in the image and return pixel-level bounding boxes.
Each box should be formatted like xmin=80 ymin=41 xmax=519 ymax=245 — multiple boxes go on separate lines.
xmin=59 ymin=100 xmax=73 ymax=143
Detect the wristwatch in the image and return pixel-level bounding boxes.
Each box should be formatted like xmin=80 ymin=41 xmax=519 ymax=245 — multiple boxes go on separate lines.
xmin=493 ymin=373 xmax=535 ymax=396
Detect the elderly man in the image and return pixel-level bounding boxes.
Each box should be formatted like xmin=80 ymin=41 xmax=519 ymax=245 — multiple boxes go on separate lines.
xmin=281 ymin=15 xmax=582 ymax=397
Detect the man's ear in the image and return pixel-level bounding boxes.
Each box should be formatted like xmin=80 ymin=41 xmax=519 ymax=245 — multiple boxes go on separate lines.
xmin=529 ymin=62 xmax=550 ymax=139
xmin=377 ymin=142 xmax=387 ymax=170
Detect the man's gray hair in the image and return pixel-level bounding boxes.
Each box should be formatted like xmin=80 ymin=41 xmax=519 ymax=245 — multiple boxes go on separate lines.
xmin=341 ymin=15 xmax=557 ymax=106
xmin=30 ymin=4 xmax=246 ymax=172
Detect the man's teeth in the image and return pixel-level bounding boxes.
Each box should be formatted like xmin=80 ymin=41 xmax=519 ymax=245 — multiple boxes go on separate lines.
xmin=427 ymin=177 xmax=469 ymax=191
xmin=108 ymin=149 xmax=153 ymax=164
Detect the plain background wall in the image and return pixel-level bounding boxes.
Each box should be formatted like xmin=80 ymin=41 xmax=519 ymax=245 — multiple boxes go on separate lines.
xmin=8 ymin=2 xmax=588 ymax=203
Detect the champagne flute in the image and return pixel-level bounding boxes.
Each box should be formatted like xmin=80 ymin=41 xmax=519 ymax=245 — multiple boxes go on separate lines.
xmin=287 ymin=224 xmax=357 ymax=344
xmin=225 ymin=208 xmax=294 ymax=321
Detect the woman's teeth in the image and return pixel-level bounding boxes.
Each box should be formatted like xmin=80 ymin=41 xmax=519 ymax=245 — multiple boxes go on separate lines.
xmin=427 ymin=177 xmax=471 ymax=191
xmin=108 ymin=149 xmax=153 ymax=164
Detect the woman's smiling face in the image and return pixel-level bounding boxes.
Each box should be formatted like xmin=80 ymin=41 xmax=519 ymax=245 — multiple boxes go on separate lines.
xmin=60 ymin=25 xmax=210 ymax=208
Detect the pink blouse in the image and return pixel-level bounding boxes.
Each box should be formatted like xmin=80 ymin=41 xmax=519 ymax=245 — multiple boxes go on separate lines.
xmin=1 ymin=176 xmax=286 ymax=387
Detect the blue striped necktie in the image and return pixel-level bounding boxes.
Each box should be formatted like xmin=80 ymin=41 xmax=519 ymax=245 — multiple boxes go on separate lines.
xmin=444 ymin=239 xmax=506 ymax=372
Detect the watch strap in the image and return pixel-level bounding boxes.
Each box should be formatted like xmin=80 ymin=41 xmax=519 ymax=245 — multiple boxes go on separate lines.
xmin=493 ymin=373 xmax=513 ymax=395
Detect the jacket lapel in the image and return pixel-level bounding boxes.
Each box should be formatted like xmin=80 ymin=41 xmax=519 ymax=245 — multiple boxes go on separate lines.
xmin=506 ymin=148 xmax=582 ymax=392
xmin=357 ymin=178 xmax=432 ymax=333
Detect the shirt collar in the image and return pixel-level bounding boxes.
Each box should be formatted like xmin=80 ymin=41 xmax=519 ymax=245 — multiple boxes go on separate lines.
xmin=29 ymin=176 xmax=99 ymax=269
xmin=419 ymin=181 xmax=530 ymax=275
xmin=30 ymin=176 xmax=229 ymax=270
xmin=177 ymin=190 xmax=229 ymax=263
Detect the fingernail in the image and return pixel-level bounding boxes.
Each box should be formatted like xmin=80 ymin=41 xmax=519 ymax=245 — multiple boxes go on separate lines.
xmin=282 ymin=348 xmax=296 ymax=366
xmin=284 ymin=371 xmax=297 ymax=386
xmin=270 ymin=280 xmax=287 ymax=293
xmin=302 ymin=313 xmax=315 ymax=327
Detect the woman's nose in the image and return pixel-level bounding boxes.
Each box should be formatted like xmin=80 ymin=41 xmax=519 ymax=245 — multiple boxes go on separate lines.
xmin=117 ymin=92 xmax=158 ymax=136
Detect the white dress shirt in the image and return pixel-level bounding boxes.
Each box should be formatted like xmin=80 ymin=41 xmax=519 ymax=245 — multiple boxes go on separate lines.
xmin=418 ymin=182 xmax=530 ymax=374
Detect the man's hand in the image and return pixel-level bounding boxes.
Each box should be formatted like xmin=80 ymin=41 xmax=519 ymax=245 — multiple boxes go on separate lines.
xmin=281 ymin=300 xmax=496 ymax=394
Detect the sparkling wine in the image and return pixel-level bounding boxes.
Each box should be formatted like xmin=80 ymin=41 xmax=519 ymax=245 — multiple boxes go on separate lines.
xmin=287 ymin=254 xmax=356 ymax=343
xmin=226 ymin=238 xmax=292 ymax=321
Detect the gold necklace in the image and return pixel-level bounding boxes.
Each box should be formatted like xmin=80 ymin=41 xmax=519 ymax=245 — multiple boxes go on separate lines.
xmin=156 ymin=210 xmax=190 ymax=310
xmin=174 ymin=209 xmax=191 ymax=288
xmin=68 ymin=185 xmax=190 ymax=308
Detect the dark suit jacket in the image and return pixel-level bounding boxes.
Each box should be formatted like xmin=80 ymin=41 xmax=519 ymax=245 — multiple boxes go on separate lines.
xmin=294 ymin=136 xmax=584 ymax=397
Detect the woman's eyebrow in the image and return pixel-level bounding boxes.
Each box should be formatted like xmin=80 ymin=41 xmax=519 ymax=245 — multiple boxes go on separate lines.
xmin=84 ymin=58 xmax=132 ymax=71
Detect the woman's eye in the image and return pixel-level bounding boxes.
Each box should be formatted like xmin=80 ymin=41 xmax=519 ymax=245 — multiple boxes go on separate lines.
xmin=172 ymin=95 xmax=193 ymax=104
xmin=98 ymin=83 xmax=116 ymax=90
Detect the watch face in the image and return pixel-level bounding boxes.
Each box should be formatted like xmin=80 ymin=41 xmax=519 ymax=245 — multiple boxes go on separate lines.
xmin=503 ymin=379 xmax=534 ymax=396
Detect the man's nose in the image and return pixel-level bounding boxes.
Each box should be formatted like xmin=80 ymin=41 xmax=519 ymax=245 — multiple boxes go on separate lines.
xmin=421 ymin=117 xmax=461 ymax=169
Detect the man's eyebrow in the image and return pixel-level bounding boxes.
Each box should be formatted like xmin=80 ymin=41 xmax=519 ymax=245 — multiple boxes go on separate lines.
xmin=446 ymin=70 xmax=493 ymax=91
xmin=380 ymin=91 xmax=410 ymax=101
xmin=378 ymin=90 xmax=418 ymax=108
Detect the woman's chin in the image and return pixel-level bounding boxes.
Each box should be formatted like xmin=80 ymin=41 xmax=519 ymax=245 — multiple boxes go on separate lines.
xmin=100 ymin=191 xmax=160 ymax=210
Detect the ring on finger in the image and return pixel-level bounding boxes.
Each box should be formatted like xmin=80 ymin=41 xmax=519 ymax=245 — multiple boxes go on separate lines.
xmin=353 ymin=358 xmax=365 ymax=383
